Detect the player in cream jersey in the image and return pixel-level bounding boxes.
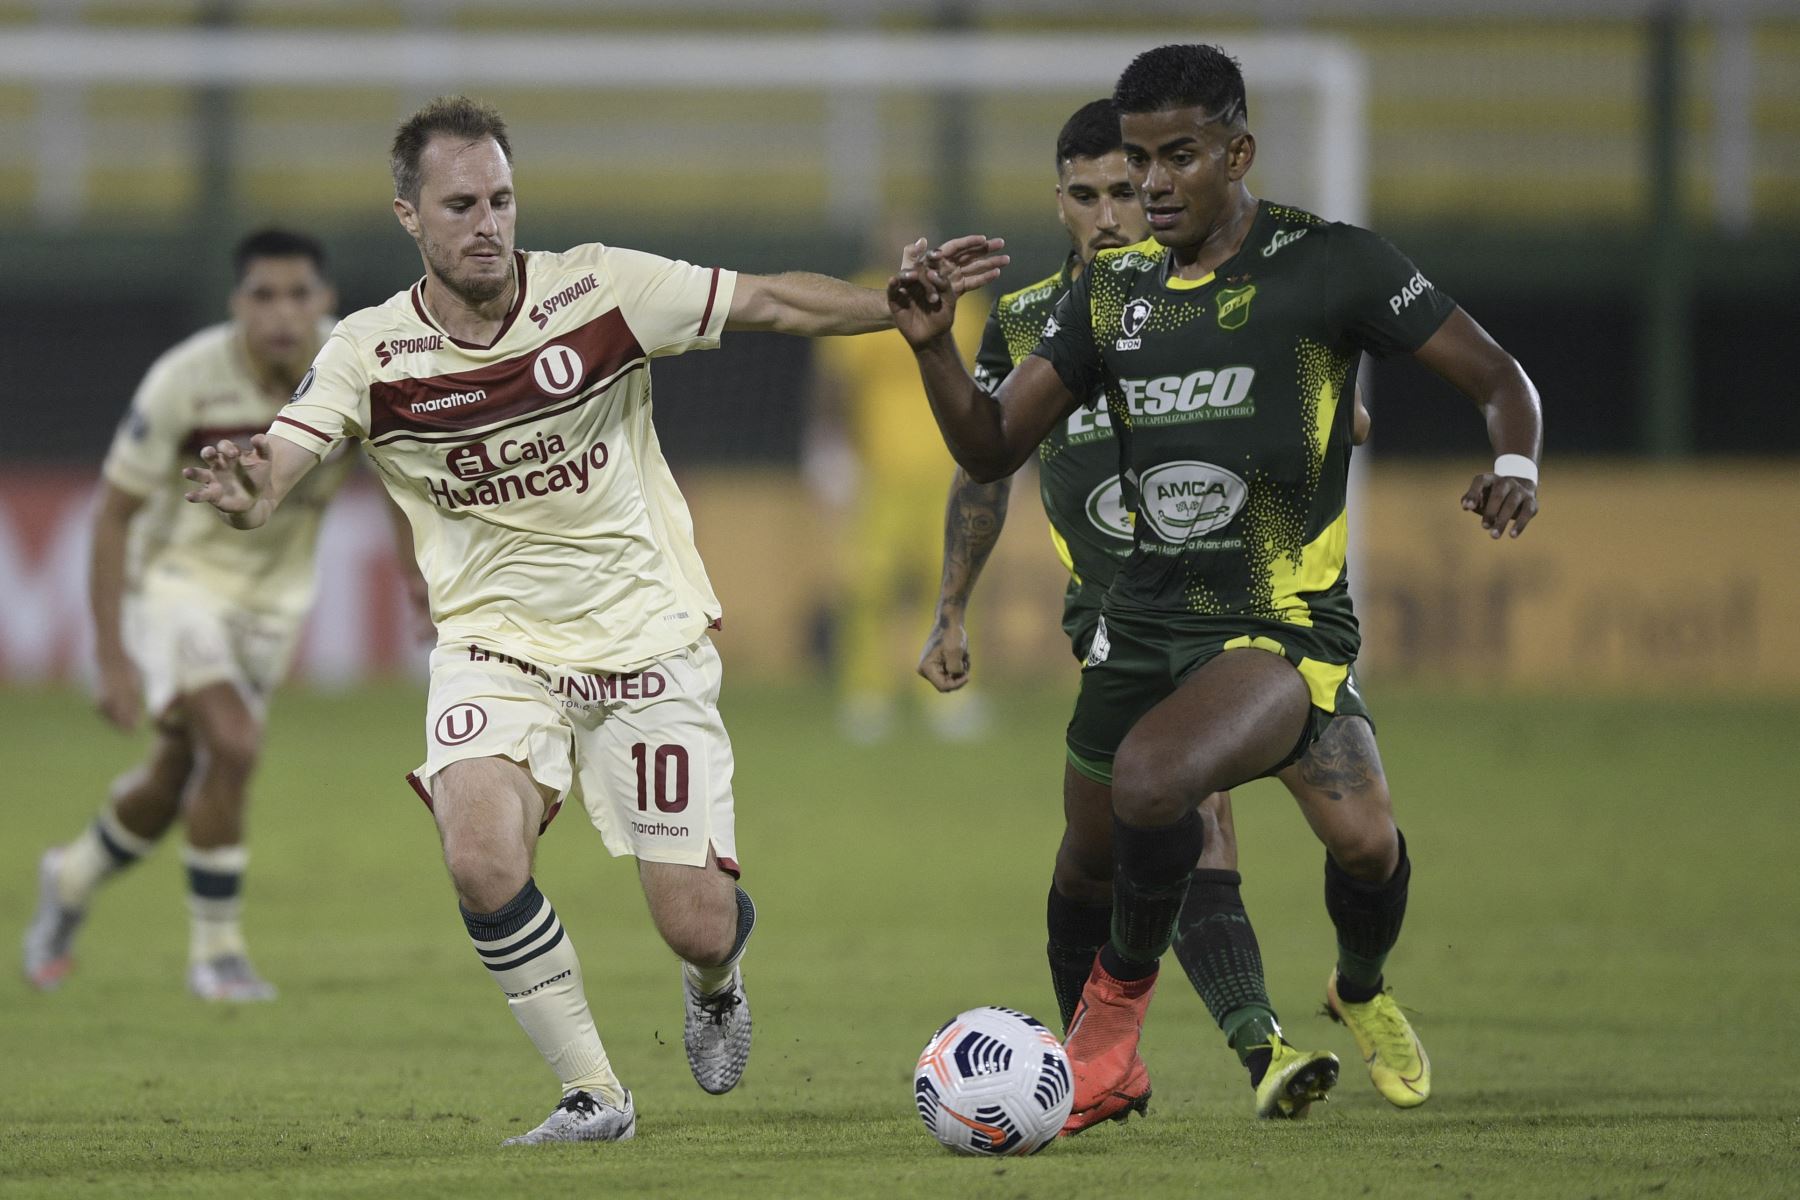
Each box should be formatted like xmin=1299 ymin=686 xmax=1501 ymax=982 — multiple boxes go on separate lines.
xmin=24 ymin=230 xmax=368 ymax=1002
xmin=183 ymin=96 xmax=1007 ymax=1145
xmin=275 ymin=240 xmax=730 ymax=672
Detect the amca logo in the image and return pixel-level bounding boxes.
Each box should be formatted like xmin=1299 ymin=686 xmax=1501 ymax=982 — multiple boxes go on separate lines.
xmin=1136 ymin=461 xmax=1248 ymax=543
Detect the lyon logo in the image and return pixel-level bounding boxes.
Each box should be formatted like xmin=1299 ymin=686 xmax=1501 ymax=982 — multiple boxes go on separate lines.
xmin=1121 ymin=298 xmax=1152 ymax=338
xmin=533 ymin=345 xmax=585 ymax=397
xmin=446 ymin=443 xmax=497 ymax=481
xmin=434 ymin=703 xmax=488 ymax=746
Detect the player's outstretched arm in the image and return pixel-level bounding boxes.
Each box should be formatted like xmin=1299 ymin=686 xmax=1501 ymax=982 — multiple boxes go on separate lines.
xmin=1410 ymin=307 xmax=1543 ymax=539
xmin=918 ymin=466 xmax=1013 ymax=692
xmin=890 ymin=262 xmax=1075 ymax=481
xmin=181 ymin=433 xmax=319 ymax=530
xmin=726 ymin=235 xmax=1008 ymax=336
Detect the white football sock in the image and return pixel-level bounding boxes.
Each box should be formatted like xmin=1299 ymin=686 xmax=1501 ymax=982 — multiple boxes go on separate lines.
xmin=56 ymin=809 xmax=155 ymax=909
xmin=184 ymin=843 xmax=249 ymax=962
xmin=464 ymin=880 xmax=625 ymax=1107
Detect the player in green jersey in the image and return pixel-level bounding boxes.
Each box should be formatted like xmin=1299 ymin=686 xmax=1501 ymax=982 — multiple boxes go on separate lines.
xmin=918 ymin=97 xmax=1375 ymax=1119
xmin=892 ymin=45 xmax=1542 ymax=1133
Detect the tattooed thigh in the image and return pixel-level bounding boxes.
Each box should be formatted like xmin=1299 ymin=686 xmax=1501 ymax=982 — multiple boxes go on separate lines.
xmin=1294 ymin=716 xmax=1384 ymax=802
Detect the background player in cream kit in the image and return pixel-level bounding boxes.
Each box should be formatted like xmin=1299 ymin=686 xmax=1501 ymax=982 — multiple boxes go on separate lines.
xmin=183 ymin=96 xmax=1007 ymax=1144
xmin=23 ymin=230 xmax=402 ymax=1002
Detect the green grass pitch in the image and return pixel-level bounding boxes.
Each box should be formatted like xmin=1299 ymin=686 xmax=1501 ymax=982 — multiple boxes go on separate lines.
xmin=2 ymin=680 xmax=1796 ymax=1198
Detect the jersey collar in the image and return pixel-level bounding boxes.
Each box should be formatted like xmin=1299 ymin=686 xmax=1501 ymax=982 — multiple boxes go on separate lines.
xmin=1158 ymin=200 xmax=1268 ymax=293
xmin=410 ymin=250 xmax=529 ymax=351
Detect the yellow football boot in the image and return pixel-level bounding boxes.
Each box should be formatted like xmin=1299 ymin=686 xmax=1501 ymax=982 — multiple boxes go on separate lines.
xmin=1324 ymin=971 xmax=1431 ymax=1107
xmin=1253 ymin=1036 xmax=1340 ymax=1119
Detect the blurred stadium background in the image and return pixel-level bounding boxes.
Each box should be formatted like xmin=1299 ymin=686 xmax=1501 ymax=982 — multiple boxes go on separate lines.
xmin=1 ymin=0 xmax=1797 ymax=695
xmin=4 ymin=5 xmax=1799 ymax=1196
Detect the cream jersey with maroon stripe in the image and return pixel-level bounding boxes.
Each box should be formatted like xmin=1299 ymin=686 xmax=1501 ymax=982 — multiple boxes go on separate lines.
xmin=102 ymin=320 xmax=353 ymax=621
xmin=271 ymin=244 xmax=736 ymax=674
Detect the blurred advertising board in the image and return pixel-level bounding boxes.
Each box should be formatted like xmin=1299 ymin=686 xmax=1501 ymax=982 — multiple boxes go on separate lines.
xmin=2 ymin=464 xmax=1795 ymax=694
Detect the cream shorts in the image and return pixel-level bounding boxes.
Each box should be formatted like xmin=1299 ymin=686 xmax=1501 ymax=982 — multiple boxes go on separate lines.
xmin=410 ymin=637 xmax=740 ymax=872
xmin=123 ymin=587 xmax=301 ymax=723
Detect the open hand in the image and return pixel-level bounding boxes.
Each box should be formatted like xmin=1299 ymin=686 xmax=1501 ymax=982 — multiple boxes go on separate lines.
xmin=183 ymin=435 xmax=271 ymax=516
xmin=1461 ymin=472 xmax=1537 ymax=539
xmin=933 ymin=234 xmax=1008 ymax=296
xmin=888 ymin=255 xmax=958 ymax=350
xmin=889 ymin=235 xmax=1008 ymax=350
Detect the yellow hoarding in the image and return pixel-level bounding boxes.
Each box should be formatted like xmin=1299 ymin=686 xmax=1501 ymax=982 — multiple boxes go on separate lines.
xmin=682 ymin=464 xmax=1800 ymax=694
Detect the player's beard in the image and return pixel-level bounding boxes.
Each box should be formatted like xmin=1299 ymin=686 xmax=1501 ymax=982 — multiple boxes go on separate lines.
xmin=422 ymin=233 xmax=513 ymax=307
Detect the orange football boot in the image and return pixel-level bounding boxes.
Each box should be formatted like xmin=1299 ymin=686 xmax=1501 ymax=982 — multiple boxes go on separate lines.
xmin=1059 ymin=957 xmax=1156 ymax=1135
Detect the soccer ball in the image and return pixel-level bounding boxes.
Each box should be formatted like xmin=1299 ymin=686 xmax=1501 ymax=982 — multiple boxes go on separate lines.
xmin=913 ymin=1006 xmax=1073 ymax=1155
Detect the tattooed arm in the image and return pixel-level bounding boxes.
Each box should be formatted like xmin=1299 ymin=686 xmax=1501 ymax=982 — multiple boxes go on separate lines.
xmin=917 ymin=466 xmax=1013 ymax=692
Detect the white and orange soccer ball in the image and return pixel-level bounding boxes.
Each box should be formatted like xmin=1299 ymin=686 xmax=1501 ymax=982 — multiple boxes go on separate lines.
xmin=913 ymin=1006 xmax=1073 ymax=1155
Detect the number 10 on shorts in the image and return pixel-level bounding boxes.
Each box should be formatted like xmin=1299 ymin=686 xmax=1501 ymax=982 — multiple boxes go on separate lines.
xmin=632 ymin=743 xmax=689 ymax=813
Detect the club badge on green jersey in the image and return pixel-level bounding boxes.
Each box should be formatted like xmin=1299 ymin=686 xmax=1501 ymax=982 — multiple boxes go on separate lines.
xmin=1216 ymin=284 xmax=1256 ymax=330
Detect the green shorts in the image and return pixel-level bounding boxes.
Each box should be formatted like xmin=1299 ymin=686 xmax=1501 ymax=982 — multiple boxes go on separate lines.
xmin=1065 ymin=607 xmax=1370 ymax=786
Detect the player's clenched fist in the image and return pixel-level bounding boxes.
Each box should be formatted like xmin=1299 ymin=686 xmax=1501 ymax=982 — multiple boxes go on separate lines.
xmin=1460 ymin=472 xmax=1537 ymax=539
xmin=183 ymin=434 xmax=273 ymax=526
xmin=917 ymin=614 xmax=972 ymax=693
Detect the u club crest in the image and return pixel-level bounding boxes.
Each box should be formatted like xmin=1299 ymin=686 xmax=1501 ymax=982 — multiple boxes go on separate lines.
xmin=532 ymin=344 xmax=585 ymax=397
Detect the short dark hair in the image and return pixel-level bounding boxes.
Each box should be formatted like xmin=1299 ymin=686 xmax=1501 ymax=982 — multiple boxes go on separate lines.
xmin=390 ymin=95 xmax=513 ymax=203
xmin=1055 ymin=98 xmax=1123 ymax=169
xmin=232 ymin=228 xmax=327 ymax=283
xmin=1113 ymin=43 xmax=1248 ymax=127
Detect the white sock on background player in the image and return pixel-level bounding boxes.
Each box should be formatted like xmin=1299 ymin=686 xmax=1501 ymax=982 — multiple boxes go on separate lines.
xmin=184 ymin=843 xmax=250 ymax=961
xmin=56 ymin=808 xmax=156 ymax=910
xmin=463 ymin=879 xmax=625 ymax=1107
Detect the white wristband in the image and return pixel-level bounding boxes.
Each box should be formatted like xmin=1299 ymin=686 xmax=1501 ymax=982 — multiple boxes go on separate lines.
xmin=1494 ymin=454 xmax=1538 ymax=484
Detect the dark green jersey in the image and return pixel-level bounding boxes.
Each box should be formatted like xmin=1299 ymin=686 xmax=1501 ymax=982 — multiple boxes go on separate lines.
xmin=975 ymin=257 xmax=1131 ymax=652
xmin=1034 ymin=201 xmax=1456 ymax=658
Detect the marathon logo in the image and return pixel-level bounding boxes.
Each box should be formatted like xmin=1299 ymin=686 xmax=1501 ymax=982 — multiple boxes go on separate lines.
xmin=1388 ymin=271 xmax=1435 ymax=315
xmin=529 ymin=274 xmax=599 ymax=329
xmin=377 ymin=335 xmax=445 ymax=367
xmin=410 ymin=388 xmax=487 ymax=415
xmin=428 ymin=437 xmax=610 ymax=509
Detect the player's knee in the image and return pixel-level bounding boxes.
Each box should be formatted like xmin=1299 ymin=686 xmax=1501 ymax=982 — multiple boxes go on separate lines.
xmin=196 ymin=721 xmax=261 ymax=778
xmin=1111 ymin=752 xmax=1196 ymax=828
xmin=441 ymin=836 xmax=529 ymax=913
xmin=1326 ymin=821 xmax=1399 ymax=883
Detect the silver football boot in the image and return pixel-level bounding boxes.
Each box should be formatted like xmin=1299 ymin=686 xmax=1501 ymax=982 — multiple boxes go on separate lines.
xmin=503 ymin=1089 xmax=637 ymax=1145
xmin=187 ymin=953 xmax=278 ymax=1002
xmin=683 ymin=964 xmax=752 ymax=1094
xmin=22 ymin=848 xmax=85 ymax=991
xmin=683 ymin=886 xmax=756 ymax=1094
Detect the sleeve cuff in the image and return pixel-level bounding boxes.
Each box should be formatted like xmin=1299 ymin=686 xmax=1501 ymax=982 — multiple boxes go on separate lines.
xmin=269 ymin=414 xmax=333 ymax=455
xmin=700 ymin=268 xmax=737 ymax=344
